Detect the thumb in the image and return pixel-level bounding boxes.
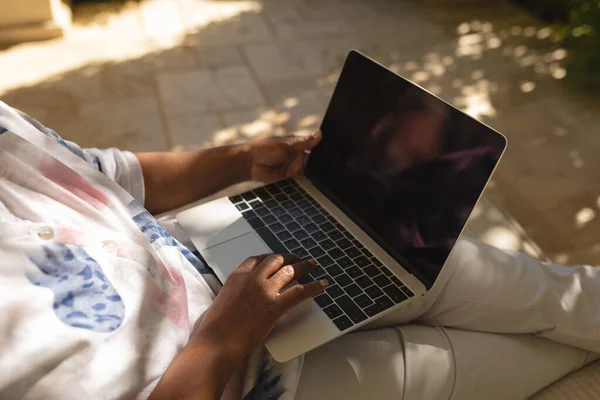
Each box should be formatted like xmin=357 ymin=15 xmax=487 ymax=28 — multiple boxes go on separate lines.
xmin=288 ymin=130 xmax=322 ymax=151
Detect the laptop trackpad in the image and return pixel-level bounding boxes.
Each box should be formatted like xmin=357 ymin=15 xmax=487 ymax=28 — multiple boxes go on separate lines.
xmin=203 ymin=232 xmax=271 ymax=282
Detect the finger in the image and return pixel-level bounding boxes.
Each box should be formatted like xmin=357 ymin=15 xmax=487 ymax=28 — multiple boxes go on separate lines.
xmin=239 ymin=253 xmax=271 ymax=272
xmin=287 ymin=130 xmax=322 ymax=152
xmin=268 ymin=259 xmax=316 ymax=289
xmin=255 ymin=253 xmax=301 ymax=278
xmin=300 ymin=151 xmax=310 ymax=174
xmin=278 ymin=279 xmax=328 ymax=310
xmin=284 ymin=154 xmax=304 ymax=177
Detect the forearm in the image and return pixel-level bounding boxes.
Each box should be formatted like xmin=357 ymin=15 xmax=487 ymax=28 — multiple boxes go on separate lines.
xmin=136 ymin=144 xmax=251 ymax=214
xmin=148 ymin=341 xmax=241 ymax=400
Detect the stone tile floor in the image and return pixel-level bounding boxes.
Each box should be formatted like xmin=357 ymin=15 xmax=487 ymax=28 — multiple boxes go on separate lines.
xmin=1 ymin=0 xmax=600 ymax=265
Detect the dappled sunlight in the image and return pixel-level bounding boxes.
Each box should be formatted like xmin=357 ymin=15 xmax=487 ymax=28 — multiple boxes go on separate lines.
xmin=575 ymin=207 xmax=596 ymax=228
xmin=0 ymin=0 xmax=262 ymax=95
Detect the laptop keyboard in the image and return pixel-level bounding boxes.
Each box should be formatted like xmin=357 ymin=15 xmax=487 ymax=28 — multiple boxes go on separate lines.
xmin=228 ymin=179 xmax=415 ymax=331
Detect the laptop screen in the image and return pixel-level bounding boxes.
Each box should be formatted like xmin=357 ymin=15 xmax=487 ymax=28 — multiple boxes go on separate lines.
xmin=305 ymin=50 xmax=506 ymax=289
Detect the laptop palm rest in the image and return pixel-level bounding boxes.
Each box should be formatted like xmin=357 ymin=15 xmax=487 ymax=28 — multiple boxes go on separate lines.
xmin=202 ymin=232 xmax=270 ymax=283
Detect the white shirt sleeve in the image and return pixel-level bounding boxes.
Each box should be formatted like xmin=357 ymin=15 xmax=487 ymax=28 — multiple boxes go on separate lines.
xmin=12 ymin=108 xmax=145 ymax=204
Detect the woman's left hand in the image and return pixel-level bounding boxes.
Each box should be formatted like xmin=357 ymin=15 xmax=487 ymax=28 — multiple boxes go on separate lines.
xmin=248 ymin=130 xmax=322 ymax=183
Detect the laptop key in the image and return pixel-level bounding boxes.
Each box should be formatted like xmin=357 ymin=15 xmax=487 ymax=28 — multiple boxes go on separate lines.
xmin=320 ymin=222 xmax=335 ymax=232
xmin=309 ymin=247 xmax=326 ymax=258
xmin=364 ymin=265 xmax=381 ymax=277
xmin=314 ymin=293 xmax=334 ymax=308
xmin=304 ymin=223 xmax=319 ymax=233
xmin=391 ymin=276 xmax=402 ymax=286
xmin=326 ymin=284 xmax=345 ymax=299
xmin=262 ymin=214 xmax=277 ymax=224
xmin=284 ymin=239 xmax=301 ymax=250
xmin=297 ymin=200 xmax=311 ymax=208
xmin=285 ymin=222 xmax=301 ymax=232
xmin=311 ymin=231 xmax=327 ymax=241
xmin=283 ymin=186 xmax=297 ymax=194
xmin=275 ymin=194 xmax=287 ymax=202
xmin=335 ymin=295 xmax=367 ymax=324
xmin=272 ymin=206 xmax=285 ymax=216
xmin=294 ymin=247 xmax=309 ymax=259
xmin=278 ymin=214 xmax=293 ymax=224
xmin=297 ymin=215 xmax=311 ymax=225
xmin=365 ymin=285 xmax=384 ymax=299
xmin=312 ymin=215 xmax=327 ymax=224
xmin=247 ymin=218 xmax=265 ymax=229
xmin=328 ymin=230 xmax=344 ymax=241
xmin=293 ymin=229 xmax=309 ymax=240
xmin=372 ymin=258 xmax=383 ymax=267
xmin=332 ymin=315 xmax=354 ymax=331
xmin=254 ymin=188 xmax=269 ymax=199
xmin=266 ymin=184 xmax=282 ymax=194
xmin=337 ymin=256 xmax=354 ymax=269
xmin=345 ymin=247 xmax=361 ymax=258
xmin=242 ymin=192 xmax=256 ymax=201
xmin=355 ymin=275 xmax=373 ymax=289
xmin=327 ymin=215 xmax=337 ymax=223
xmin=269 ymin=222 xmax=285 ymax=233
xmin=383 ymin=268 xmax=394 ymax=277
xmin=264 ymin=199 xmax=278 ymax=208
xmin=289 ymin=208 xmax=303 ymax=218
xmin=305 ymin=207 xmax=319 ymax=217
xmin=344 ymin=231 xmax=353 ymax=239
xmin=290 ymin=193 xmax=304 ymax=202
xmin=354 ymin=294 xmax=374 ymax=309
xmin=242 ymin=210 xmax=257 ymax=219
xmin=276 ymin=230 xmax=293 ymax=241
xmin=362 ymin=248 xmax=373 ymax=257
xmin=329 ymin=248 xmax=345 ymax=259
xmin=364 ymin=303 xmax=383 ymax=317
xmin=373 ymin=275 xmax=392 ymax=288
xmin=336 ymin=238 xmax=352 ymax=249
xmin=301 ymin=238 xmax=317 ymax=249
xmin=320 ymin=239 xmax=336 ymax=251
xmin=255 ymin=227 xmax=287 ymax=254
xmin=347 ymin=266 xmax=363 ymax=278
xmin=334 ymin=273 xmax=353 ymax=287
xmin=311 ymin=266 xmax=327 ymax=279
xmin=236 ymin=203 xmax=249 ymax=211
xmin=281 ymin=200 xmax=295 ymax=210
xmin=229 ymin=195 xmax=243 ymax=204
xmin=317 ymin=255 xmax=334 ymax=267
xmin=249 ymin=200 xmax=262 ymax=209
xmin=354 ymin=256 xmax=370 ymax=267
xmin=375 ymin=295 xmax=395 ymax=310
xmin=345 ymin=283 xmax=362 ymax=298
xmin=382 ymin=285 xmax=408 ymax=304
xmin=401 ymin=287 xmax=415 ymax=298
xmin=325 ymin=264 xmax=343 ymax=277
xmin=323 ymin=304 xmax=343 ymax=319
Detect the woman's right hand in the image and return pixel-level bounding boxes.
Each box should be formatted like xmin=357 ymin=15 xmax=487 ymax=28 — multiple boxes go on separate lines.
xmin=149 ymin=254 xmax=327 ymax=400
xmin=191 ymin=254 xmax=328 ymax=363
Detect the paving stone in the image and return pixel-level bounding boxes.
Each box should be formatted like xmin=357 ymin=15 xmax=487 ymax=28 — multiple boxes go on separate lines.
xmin=156 ymin=66 xmax=265 ymax=116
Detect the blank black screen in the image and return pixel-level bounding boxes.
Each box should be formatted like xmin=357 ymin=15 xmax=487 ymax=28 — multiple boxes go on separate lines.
xmin=305 ymin=51 xmax=506 ymax=289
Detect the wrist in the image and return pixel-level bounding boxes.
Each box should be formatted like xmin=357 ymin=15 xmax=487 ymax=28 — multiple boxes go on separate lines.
xmin=149 ymin=340 xmax=242 ymax=400
xmin=236 ymin=142 xmax=254 ymax=182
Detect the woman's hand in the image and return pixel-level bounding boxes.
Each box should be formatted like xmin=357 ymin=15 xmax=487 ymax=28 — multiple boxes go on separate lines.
xmin=248 ymin=131 xmax=322 ymax=183
xmin=191 ymin=254 xmax=327 ymax=360
xmin=149 ymin=254 xmax=326 ymax=400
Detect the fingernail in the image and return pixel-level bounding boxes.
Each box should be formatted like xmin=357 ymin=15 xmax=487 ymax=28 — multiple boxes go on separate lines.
xmin=283 ymin=265 xmax=294 ymax=274
xmin=319 ymin=279 xmax=328 ymax=287
xmin=308 ymin=258 xmax=317 ymax=265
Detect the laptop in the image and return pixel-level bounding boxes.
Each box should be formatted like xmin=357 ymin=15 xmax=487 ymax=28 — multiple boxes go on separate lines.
xmin=176 ymin=50 xmax=507 ymax=362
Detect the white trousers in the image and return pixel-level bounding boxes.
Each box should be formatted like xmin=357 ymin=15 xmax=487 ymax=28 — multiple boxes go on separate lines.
xmin=295 ymin=238 xmax=600 ymax=400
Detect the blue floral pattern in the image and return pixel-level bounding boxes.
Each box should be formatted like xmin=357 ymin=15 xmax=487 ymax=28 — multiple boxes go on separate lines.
xmin=27 ymin=244 xmax=125 ymax=332
xmin=243 ymin=360 xmax=286 ymax=400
